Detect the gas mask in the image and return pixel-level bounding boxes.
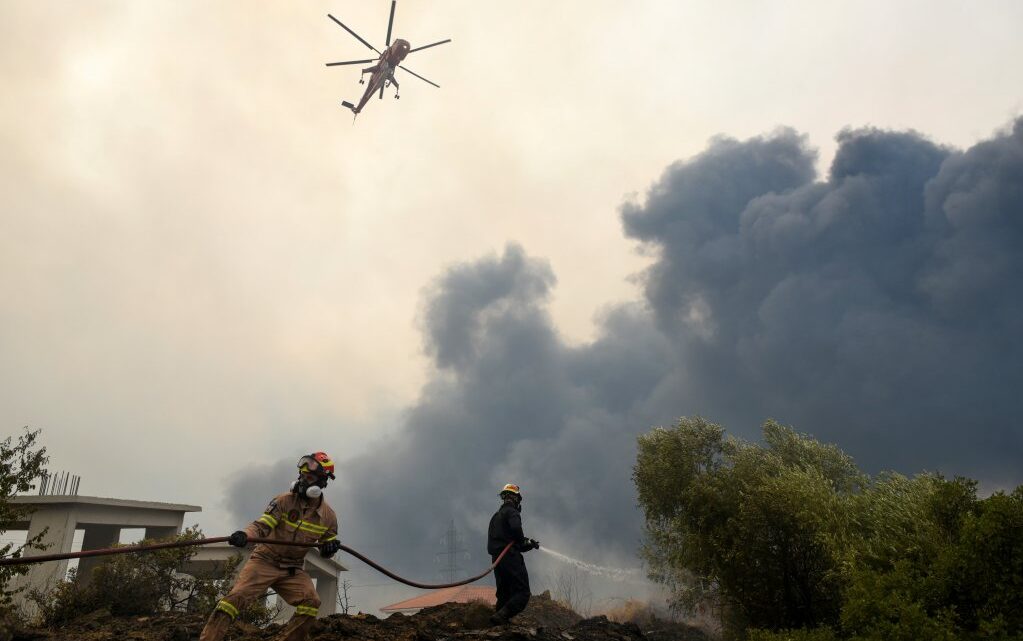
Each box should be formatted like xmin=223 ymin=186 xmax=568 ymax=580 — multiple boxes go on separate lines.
xmin=291 ymin=453 xmax=335 ymax=499
xmin=291 ymin=476 xmax=326 ymax=499
xmin=501 ymin=492 xmax=522 ymax=510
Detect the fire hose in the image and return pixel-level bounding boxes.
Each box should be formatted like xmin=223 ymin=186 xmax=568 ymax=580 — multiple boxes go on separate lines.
xmin=0 ymin=537 xmax=515 ymax=590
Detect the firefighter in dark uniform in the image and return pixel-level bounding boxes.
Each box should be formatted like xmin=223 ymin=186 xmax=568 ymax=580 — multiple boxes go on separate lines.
xmin=487 ymin=483 xmax=539 ymax=625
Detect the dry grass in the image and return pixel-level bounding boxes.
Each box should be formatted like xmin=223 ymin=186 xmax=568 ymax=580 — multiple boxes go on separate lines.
xmin=603 ymin=599 xmax=660 ymax=625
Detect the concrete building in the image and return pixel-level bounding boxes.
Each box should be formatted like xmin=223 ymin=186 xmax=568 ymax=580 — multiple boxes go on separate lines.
xmin=8 ymin=495 xmax=345 ymax=619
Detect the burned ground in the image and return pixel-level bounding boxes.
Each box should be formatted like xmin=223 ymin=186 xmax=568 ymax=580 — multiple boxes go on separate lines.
xmin=6 ymin=593 xmax=708 ymax=641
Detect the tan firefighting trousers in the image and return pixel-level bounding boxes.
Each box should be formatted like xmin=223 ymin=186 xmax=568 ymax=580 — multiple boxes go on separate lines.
xmin=199 ymin=555 xmax=321 ymax=641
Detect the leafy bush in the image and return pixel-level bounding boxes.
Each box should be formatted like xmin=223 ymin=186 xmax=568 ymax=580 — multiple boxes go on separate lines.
xmin=26 ymin=527 xmax=273 ymax=626
xmin=635 ymin=417 xmax=1023 ymax=641
xmin=635 ymin=418 xmax=860 ymax=637
xmin=747 ymin=628 xmax=838 ymax=641
xmin=236 ymin=595 xmax=282 ymax=627
xmin=0 ymin=428 xmax=49 ymax=613
xmin=840 ymin=476 xmax=1023 ymax=641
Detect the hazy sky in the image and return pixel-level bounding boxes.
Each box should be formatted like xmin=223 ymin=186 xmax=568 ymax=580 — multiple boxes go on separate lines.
xmin=2 ymin=0 xmax=1022 ymax=613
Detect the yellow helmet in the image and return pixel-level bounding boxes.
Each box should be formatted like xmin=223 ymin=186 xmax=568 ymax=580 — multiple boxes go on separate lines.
xmin=500 ymin=483 xmax=521 ymax=497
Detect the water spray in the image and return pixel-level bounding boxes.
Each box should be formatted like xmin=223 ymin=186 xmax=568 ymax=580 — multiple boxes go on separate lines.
xmin=538 ymin=546 xmax=647 ymax=583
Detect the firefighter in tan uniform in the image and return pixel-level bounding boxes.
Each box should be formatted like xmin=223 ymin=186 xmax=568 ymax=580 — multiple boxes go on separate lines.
xmin=200 ymin=452 xmax=342 ymax=641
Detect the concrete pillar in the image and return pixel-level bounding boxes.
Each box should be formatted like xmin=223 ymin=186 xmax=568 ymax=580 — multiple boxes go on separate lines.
xmin=274 ymin=574 xmax=334 ymax=620
xmin=317 ymin=572 xmax=338 ymax=616
xmin=276 ymin=575 xmax=331 ymax=621
xmin=276 ymin=595 xmax=297 ymax=622
xmin=144 ymin=526 xmax=179 ymax=541
xmin=76 ymin=525 xmax=121 ymax=585
xmin=11 ymin=507 xmax=78 ymax=616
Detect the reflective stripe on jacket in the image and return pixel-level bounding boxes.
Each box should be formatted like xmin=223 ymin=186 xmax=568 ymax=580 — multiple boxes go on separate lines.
xmin=244 ymin=491 xmax=339 ymax=569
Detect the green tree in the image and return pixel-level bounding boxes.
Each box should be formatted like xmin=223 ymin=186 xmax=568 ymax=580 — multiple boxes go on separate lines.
xmin=0 ymin=428 xmax=49 ymax=611
xmin=945 ymin=490 xmax=1023 ymax=635
xmin=635 ymin=418 xmax=862 ymax=638
xmin=841 ymin=475 xmax=1023 ymax=641
xmin=636 ymin=418 xmax=1023 ymax=641
xmin=633 ymin=416 xmax=727 ymax=618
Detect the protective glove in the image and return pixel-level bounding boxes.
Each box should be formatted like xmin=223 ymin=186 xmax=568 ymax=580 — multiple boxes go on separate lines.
xmin=517 ymin=538 xmax=540 ymax=552
xmin=320 ymin=539 xmax=342 ymax=558
xmin=228 ymin=530 xmax=248 ymax=548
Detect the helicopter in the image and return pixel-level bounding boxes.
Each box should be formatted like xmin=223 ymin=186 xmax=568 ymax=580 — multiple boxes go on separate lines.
xmin=325 ymin=1 xmax=451 ymax=116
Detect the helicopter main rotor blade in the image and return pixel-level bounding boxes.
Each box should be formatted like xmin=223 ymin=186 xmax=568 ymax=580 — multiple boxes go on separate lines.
xmin=408 ymin=39 xmax=451 ymax=54
xmin=327 ymin=14 xmax=380 ymax=54
xmin=385 ymin=0 xmax=396 ymax=47
xmin=325 ymin=58 xmax=377 ymax=67
xmin=398 ymin=65 xmax=440 ymax=88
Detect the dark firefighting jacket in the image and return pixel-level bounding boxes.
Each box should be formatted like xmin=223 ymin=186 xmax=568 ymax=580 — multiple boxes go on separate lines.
xmin=488 ymin=501 xmax=527 ymax=555
xmin=244 ymin=491 xmax=339 ymax=569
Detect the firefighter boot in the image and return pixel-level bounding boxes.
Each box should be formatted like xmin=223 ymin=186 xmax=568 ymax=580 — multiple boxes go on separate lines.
xmin=199 ymin=610 xmax=232 ymax=641
xmin=489 ymin=608 xmax=510 ymax=626
xmin=272 ymin=611 xmax=317 ymax=641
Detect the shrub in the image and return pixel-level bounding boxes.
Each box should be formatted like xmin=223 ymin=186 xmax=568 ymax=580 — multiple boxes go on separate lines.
xmin=747 ymin=628 xmax=839 ymax=641
xmin=635 ymin=418 xmax=860 ymax=636
xmin=0 ymin=429 xmax=49 ymax=614
xmin=635 ymin=418 xmax=1023 ymax=640
xmin=28 ymin=527 xmax=251 ymax=626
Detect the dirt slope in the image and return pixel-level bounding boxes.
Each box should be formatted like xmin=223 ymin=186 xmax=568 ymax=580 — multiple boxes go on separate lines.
xmin=8 ymin=593 xmax=708 ymax=641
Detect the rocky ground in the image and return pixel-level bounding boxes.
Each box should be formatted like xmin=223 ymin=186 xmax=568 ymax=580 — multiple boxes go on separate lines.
xmin=5 ymin=592 xmax=709 ymax=641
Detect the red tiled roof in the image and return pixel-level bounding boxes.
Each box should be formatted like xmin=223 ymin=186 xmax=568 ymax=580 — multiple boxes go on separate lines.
xmin=381 ymin=585 xmax=496 ymax=612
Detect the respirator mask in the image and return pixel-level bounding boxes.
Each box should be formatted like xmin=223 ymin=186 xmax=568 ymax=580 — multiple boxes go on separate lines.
xmin=291 ymin=476 xmax=325 ymax=498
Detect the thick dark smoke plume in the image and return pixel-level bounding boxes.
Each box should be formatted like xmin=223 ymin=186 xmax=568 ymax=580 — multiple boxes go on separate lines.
xmin=227 ymin=119 xmax=1022 ymax=610
xmin=326 ymin=246 xmax=675 ymax=580
xmin=621 ymin=122 xmax=1022 ymax=479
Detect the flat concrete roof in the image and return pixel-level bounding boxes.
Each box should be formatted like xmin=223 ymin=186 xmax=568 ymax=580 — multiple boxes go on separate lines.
xmin=10 ymin=495 xmax=201 ymax=513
